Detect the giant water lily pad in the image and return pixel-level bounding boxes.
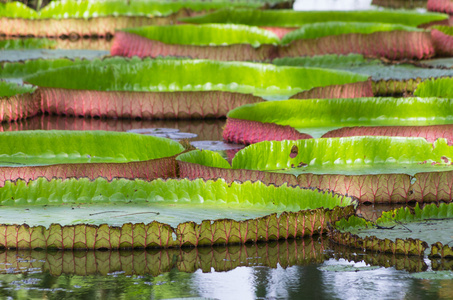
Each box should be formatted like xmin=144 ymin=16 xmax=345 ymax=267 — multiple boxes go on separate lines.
xmin=0 ymin=81 xmax=38 ymax=122
xmin=112 ymin=24 xmax=280 ymax=61
xmin=0 ymin=38 xmax=56 ymax=50
xmin=0 ymin=177 xmax=355 ymax=249
xmin=414 ymin=77 xmax=453 ymax=98
xmin=0 ymin=130 xmax=184 ymax=185
xmin=177 ymin=137 xmax=453 ymax=203
xmin=223 ymin=97 xmax=453 ymax=143
xmin=273 ymin=54 xmax=453 ymax=95
xmin=22 ymin=59 xmax=370 ymax=119
xmin=0 ymin=0 xmax=291 ymax=37
xmin=181 ymin=8 xmax=448 ymax=28
xmin=277 ymin=22 xmax=433 ymax=60
xmin=330 ymin=203 xmax=453 ymax=257
xmin=430 ymin=26 xmax=453 ymax=56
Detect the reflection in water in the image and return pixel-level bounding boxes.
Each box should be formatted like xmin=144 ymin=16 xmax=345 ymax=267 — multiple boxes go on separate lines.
xmin=0 ymin=237 xmax=448 ymax=299
xmin=0 ymin=115 xmax=226 ymax=142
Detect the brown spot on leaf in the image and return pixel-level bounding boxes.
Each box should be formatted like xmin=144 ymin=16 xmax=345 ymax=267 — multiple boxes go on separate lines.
xmin=290 ymin=145 xmax=298 ymax=159
xmin=441 ymin=156 xmax=449 ymax=164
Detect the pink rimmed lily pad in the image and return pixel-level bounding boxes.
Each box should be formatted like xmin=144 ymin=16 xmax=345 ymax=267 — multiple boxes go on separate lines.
xmin=279 ymin=31 xmax=435 ymax=60
xmin=111 ymin=31 xmax=278 ymax=61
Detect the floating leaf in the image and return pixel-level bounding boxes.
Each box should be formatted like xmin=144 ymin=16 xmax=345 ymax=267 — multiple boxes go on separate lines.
xmin=21 ymin=59 xmax=369 ymax=119
xmin=0 ymin=130 xmax=184 ymax=184
xmin=120 ymin=24 xmax=280 ymax=47
xmin=25 ymin=59 xmax=367 ymax=98
xmin=0 ymin=81 xmax=38 ymax=122
xmin=177 ymin=138 xmax=453 ymax=203
xmin=112 ymin=24 xmax=280 ymax=61
xmin=280 ymin=22 xmax=423 ymax=44
xmin=0 ymin=177 xmax=355 ymax=249
xmin=224 ymin=98 xmax=453 ymax=142
xmin=181 ymin=8 xmax=448 ymax=28
xmin=0 ymin=38 xmax=56 ymax=50
xmin=278 ymin=22 xmax=433 ymax=60
xmin=0 ymin=0 xmax=290 ymax=36
xmin=414 ymin=77 xmax=453 ymax=98
xmin=431 ymin=26 xmax=453 ymax=56
xmin=0 ymin=80 xmax=35 ymax=98
xmin=273 ymin=54 xmax=453 ymax=95
xmin=330 ymin=203 xmax=453 ymax=257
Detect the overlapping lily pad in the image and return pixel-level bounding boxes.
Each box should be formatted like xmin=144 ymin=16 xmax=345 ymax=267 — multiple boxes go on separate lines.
xmin=177 ymin=137 xmax=453 ymax=203
xmin=0 ymin=81 xmax=38 ymax=122
xmin=112 ymin=24 xmax=279 ymax=61
xmin=0 ymin=0 xmax=292 ymax=37
xmin=22 ymin=59 xmax=370 ymax=119
xmin=181 ymin=9 xmax=448 ymax=36
xmin=430 ymin=26 xmax=453 ymax=56
xmin=273 ymin=54 xmax=453 ymax=95
xmin=330 ymin=203 xmax=453 ymax=257
xmin=0 ymin=130 xmax=184 ymax=185
xmin=0 ymin=38 xmax=56 ymax=50
xmin=0 ymin=177 xmax=354 ymax=249
xmin=414 ymin=77 xmax=453 ymax=98
xmin=223 ymin=98 xmax=453 ymax=144
xmin=277 ymin=22 xmax=434 ymax=60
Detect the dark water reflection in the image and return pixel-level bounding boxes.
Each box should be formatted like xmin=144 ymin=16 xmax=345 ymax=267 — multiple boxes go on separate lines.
xmin=0 ymin=238 xmax=450 ymax=299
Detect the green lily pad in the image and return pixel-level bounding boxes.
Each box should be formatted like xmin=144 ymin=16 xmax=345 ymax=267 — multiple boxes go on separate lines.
xmin=177 ymin=138 xmax=453 ymax=203
xmin=23 ymin=59 xmax=367 ymax=99
xmin=226 ymin=98 xmax=453 ymax=138
xmin=0 ymin=177 xmax=355 ymax=249
xmin=121 ymin=24 xmax=280 ymax=47
xmin=0 ymin=1 xmax=279 ymax=20
xmin=0 ymin=130 xmax=184 ymax=166
xmin=273 ymin=54 xmax=453 ymax=85
xmin=0 ymin=81 xmax=35 ymax=98
xmin=0 ymin=38 xmax=56 ymax=50
xmin=331 ymin=203 xmax=453 ymax=256
xmin=281 ymin=22 xmax=423 ymax=44
xmin=414 ymin=78 xmax=453 ymax=98
xmin=181 ymin=8 xmax=448 ymax=27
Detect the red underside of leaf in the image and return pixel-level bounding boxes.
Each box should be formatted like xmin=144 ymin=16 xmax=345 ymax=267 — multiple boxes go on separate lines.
xmin=431 ymin=29 xmax=453 ymax=56
xmin=39 ymin=88 xmax=263 ymax=119
xmin=0 ymin=10 xmax=208 ymax=37
xmin=279 ymin=31 xmax=435 ymax=60
xmin=259 ymin=26 xmax=298 ymax=39
xmin=110 ymin=31 xmax=279 ymax=61
xmin=0 ymin=157 xmax=178 ymax=187
xmin=292 ymin=80 xmax=374 ymax=99
xmin=178 ymin=161 xmax=453 ymax=203
xmin=222 ymin=118 xmax=311 ymax=144
xmin=427 ymin=0 xmax=453 ymax=14
xmin=0 ymin=93 xmax=40 ymax=122
xmin=322 ymin=124 xmax=453 ymax=145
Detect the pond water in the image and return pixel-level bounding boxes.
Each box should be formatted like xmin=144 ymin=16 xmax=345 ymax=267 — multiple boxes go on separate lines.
xmin=1 ymin=0 xmax=452 ymax=299
xmin=0 ymin=238 xmax=449 ymax=300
